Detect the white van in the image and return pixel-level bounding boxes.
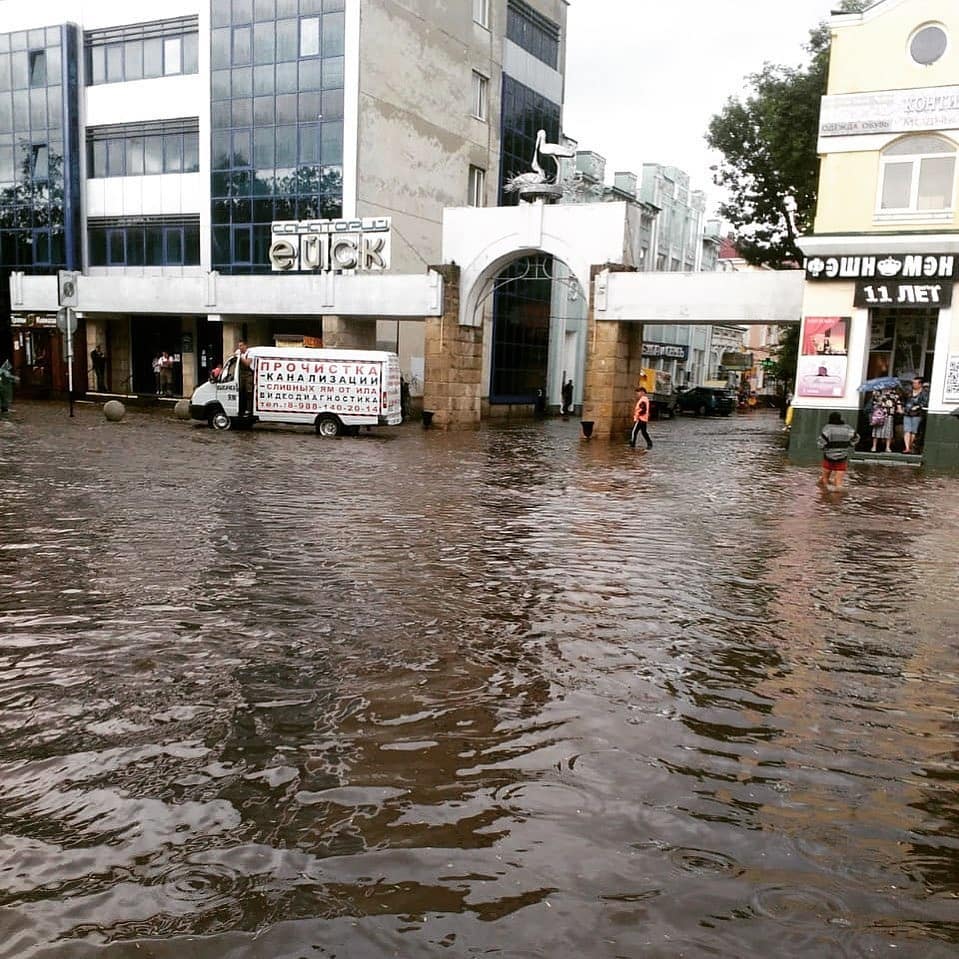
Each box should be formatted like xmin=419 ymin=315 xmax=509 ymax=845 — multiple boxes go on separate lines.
xmin=189 ymin=346 xmax=403 ymax=436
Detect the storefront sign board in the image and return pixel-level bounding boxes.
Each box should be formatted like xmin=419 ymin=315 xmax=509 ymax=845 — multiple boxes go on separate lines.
xmin=805 ymin=254 xmax=957 ymax=281
xmin=854 ymin=281 xmax=953 ymax=308
xmin=819 ymin=85 xmax=959 ymax=138
xmin=641 ymin=342 xmax=688 ymax=360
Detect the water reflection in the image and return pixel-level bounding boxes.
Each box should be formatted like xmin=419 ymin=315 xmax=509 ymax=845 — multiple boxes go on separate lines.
xmin=0 ymin=402 xmax=957 ymax=958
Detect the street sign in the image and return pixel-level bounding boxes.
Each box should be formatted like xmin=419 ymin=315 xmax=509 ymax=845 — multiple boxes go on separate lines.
xmin=58 ymin=270 xmax=78 ymax=307
xmin=56 ymin=308 xmax=77 ymax=335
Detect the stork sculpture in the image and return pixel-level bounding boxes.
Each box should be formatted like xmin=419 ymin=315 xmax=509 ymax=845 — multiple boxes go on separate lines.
xmin=504 ymin=129 xmax=576 ymax=197
xmin=533 ymin=129 xmax=575 ymax=180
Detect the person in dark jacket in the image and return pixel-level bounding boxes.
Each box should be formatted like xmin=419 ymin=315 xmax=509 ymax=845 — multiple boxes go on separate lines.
xmin=817 ymin=412 xmax=859 ymax=489
xmin=901 ymin=377 xmax=928 ymax=454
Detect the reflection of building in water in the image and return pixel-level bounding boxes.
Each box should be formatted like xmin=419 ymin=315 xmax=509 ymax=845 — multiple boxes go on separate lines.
xmin=792 ymin=0 xmax=959 ymax=467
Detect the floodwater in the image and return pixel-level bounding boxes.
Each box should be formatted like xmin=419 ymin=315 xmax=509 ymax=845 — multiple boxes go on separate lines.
xmin=0 ymin=400 xmax=957 ymax=959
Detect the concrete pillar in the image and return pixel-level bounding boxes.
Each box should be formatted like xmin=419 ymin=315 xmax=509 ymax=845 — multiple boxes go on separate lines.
xmin=223 ymin=320 xmax=241 ymax=356
xmin=423 ymin=264 xmax=482 ymax=430
xmin=581 ymin=265 xmax=644 ymax=441
xmin=323 ymin=316 xmax=376 ymax=349
xmin=181 ymin=318 xmax=196 ymax=397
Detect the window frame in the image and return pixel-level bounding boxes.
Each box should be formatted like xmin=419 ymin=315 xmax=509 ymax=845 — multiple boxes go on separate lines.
xmin=163 ymin=36 xmax=183 ymax=76
xmin=876 ymin=135 xmax=958 ymax=222
xmin=31 ymin=143 xmax=49 ymax=181
xmin=909 ymin=23 xmax=948 ymax=66
xmin=471 ymin=70 xmax=488 ymax=121
xmin=28 ymin=49 xmax=46 ymax=87
xmin=84 ymin=17 xmax=199 ymax=86
xmin=299 ymin=16 xmax=320 ymax=57
xmin=87 ymin=217 xmax=200 ymax=266
xmin=473 ymin=0 xmax=490 ymax=29
xmin=468 ymin=165 xmax=486 ymax=206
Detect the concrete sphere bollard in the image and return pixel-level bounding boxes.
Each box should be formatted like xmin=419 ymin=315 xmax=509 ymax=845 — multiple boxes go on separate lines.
xmin=103 ymin=400 xmax=126 ymax=422
xmin=173 ymin=398 xmax=191 ymax=420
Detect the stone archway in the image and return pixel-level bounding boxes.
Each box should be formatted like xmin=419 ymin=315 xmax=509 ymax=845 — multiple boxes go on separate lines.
xmin=423 ymin=201 xmax=641 ymax=430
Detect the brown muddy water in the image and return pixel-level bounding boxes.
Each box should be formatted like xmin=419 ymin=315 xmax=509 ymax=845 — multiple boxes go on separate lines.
xmin=0 ymin=400 xmax=956 ymax=958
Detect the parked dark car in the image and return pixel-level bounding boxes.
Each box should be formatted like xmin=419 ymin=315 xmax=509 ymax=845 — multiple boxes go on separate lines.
xmin=674 ymin=387 xmax=735 ymax=417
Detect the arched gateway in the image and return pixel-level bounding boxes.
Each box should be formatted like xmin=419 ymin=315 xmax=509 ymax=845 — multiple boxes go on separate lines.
xmin=426 ymin=201 xmax=804 ymax=439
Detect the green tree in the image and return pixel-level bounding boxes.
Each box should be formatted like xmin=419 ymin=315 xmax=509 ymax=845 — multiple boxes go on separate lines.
xmin=771 ymin=323 xmax=799 ymax=390
xmin=706 ymin=0 xmax=868 ymax=268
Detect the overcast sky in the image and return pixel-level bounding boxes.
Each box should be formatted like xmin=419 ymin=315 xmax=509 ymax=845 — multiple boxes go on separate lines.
xmin=563 ymin=0 xmax=843 ymax=215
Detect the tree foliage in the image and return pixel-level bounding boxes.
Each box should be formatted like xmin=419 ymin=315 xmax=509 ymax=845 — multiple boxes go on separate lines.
xmin=771 ymin=323 xmax=800 ymax=389
xmin=706 ymin=0 xmax=868 ymax=268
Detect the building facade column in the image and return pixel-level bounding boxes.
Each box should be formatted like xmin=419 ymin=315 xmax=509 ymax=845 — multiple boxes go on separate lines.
xmin=423 ymin=264 xmax=482 ymax=429
xmin=322 ymin=316 xmax=376 ymax=349
xmin=581 ymin=265 xmax=644 ymax=440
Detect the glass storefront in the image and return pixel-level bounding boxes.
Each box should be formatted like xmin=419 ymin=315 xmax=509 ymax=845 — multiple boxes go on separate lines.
xmin=867 ymin=308 xmax=937 ymax=381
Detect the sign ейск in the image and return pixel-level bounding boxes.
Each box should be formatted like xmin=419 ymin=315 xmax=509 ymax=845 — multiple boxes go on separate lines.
xmin=269 ymin=217 xmax=392 ymax=273
xmin=806 ymin=253 xmax=957 ymax=309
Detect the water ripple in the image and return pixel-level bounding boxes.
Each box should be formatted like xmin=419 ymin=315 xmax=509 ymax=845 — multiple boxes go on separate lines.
xmin=0 ymin=403 xmax=957 ymax=958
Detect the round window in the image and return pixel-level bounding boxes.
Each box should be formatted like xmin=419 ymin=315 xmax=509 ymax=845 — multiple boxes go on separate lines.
xmin=910 ymin=24 xmax=947 ymax=65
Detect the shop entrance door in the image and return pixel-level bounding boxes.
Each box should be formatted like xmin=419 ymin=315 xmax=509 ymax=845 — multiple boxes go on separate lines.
xmin=195 ymin=317 xmax=223 ymax=386
xmin=867 ymin=308 xmax=937 ymax=381
xmin=131 ymin=317 xmax=183 ymax=395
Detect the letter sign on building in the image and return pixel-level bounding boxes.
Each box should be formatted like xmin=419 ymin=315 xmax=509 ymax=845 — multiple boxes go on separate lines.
xmin=269 ymin=217 xmax=392 ymax=273
xmin=805 ymin=254 xmax=958 ymax=282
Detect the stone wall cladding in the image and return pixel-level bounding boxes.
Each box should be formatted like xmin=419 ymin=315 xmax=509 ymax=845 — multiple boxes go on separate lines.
xmin=423 ymin=265 xmax=482 ymax=429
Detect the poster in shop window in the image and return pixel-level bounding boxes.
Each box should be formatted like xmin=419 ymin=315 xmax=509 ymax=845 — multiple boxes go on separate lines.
xmin=944 ymin=354 xmax=959 ymax=402
xmin=797 ymin=317 xmax=850 ymax=398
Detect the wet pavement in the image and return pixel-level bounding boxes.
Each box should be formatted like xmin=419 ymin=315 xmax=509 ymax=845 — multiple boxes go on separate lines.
xmin=0 ymin=400 xmax=957 ymax=958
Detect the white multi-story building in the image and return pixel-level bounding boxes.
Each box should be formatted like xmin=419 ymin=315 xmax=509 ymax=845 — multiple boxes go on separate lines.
xmin=0 ymin=0 xmax=567 ymax=398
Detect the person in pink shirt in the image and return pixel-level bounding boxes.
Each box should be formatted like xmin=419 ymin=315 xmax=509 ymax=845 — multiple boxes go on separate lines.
xmin=630 ymin=387 xmax=652 ymax=450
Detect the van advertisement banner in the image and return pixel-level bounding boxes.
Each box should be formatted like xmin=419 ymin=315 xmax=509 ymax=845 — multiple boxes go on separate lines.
xmin=256 ymin=360 xmax=383 ymax=416
xmin=797 ymin=317 xmax=850 ymax=398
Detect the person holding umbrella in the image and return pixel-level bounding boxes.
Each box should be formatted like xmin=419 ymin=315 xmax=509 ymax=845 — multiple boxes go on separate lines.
xmin=869 ymin=388 xmax=899 ymax=453
xmin=858 ymin=376 xmax=901 ymax=454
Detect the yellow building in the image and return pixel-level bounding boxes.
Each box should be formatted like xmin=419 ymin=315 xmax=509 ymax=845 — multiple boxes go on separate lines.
xmin=794 ymin=0 xmax=959 ymax=467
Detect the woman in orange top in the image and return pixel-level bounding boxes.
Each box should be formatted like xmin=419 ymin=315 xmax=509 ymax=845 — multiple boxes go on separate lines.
xmin=630 ymin=387 xmax=652 ymax=449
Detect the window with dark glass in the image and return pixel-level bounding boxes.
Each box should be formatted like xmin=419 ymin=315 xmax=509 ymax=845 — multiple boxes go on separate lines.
xmin=84 ymin=17 xmax=199 ymax=85
xmin=498 ymin=75 xmax=560 ymax=202
xmin=0 ymin=27 xmax=79 ymax=275
xmin=506 ymin=0 xmax=560 ymax=69
xmin=28 ymin=50 xmax=45 ymax=86
xmin=87 ymin=215 xmax=200 ymax=266
xmin=31 ymin=143 xmax=48 ymax=179
xmin=86 ymin=119 xmax=200 ymax=178
xmin=210 ymin=0 xmax=345 ymax=273
xmin=488 ymin=75 xmax=562 ymax=403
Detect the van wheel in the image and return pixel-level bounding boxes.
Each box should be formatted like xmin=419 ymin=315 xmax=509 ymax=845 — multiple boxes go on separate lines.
xmin=210 ymin=410 xmax=231 ymax=430
xmin=315 ymin=414 xmax=341 ymax=437
xmin=697 ymin=404 xmax=707 ymax=417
